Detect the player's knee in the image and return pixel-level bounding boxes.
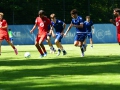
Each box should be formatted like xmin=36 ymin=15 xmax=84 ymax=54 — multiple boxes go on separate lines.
xmin=74 ymin=43 xmax=78 ymax=46
xmin=55 ymin=40 xmax=58 ymax=44
xmin=35 ymin=43 xmax=38 ymax=46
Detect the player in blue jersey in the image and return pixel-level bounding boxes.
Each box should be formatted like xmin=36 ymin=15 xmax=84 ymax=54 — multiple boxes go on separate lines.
xmin=50 ymin=13 xmax=67 ymax=56
xmin=46 ymin=25 xmax=56 ymax=53
xmin=64 ymin=9 xmax=86 ymax=57
xmin=84 ymin=16 xmax=94 ymax=49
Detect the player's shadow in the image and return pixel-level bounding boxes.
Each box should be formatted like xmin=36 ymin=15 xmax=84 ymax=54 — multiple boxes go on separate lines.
xmin=0 ymin=55 xmax=120 ymax=90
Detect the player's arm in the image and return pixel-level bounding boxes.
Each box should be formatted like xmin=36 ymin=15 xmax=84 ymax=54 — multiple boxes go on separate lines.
xmin=61 ymin=23 xmax=66 ymax=35
xmin=50 ymin=26 xmax=56 ymax=38
xmin=0 ymin=20 xmax=8 ymax=29
xmin=72 ymin=23 xmax=83 ymax=28
xmin=110 ymin=19 xmax=116 ymax=26
xmin=64 ymin=23 xmax=72 ymax=36
xmin=30 ymin=24 xmax=37 ymax=33
xmin=1 ymin=25 xmax=7 ymax=29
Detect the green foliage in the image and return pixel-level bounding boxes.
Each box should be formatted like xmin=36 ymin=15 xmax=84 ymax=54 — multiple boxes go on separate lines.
xmin=0 ymin=0 xmax=119 ymax=24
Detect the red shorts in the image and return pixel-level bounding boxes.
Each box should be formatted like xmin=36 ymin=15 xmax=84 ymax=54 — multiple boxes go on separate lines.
xmin=36 ymin=34 xmax=47 ymax=43
xmin=0 ymin=33 xmax=10 ymax=41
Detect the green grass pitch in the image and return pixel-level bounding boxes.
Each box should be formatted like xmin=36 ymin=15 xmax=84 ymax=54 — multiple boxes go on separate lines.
xmin=0 ymin=43 xmax=120 ymax=90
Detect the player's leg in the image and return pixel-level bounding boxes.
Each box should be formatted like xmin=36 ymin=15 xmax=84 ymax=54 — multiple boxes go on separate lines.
xmin=55 ymin=39 xmax=61 ymax=56
xmin=39 ymin=34 xmax=47 ymax=57
xmin=40 ymin=43 xmax=47 ymax=57
xmin=46 ymin=35 xmax=56 ymax=53
xmin=10 ymin=37 xmax=13 ymax=44
xmin=35 ymin=35 xmax=44 ymax=57
xmin=5 ymin=34 xmax=18 ymax=55
xmin=57 ymin=34 xmax=66 ymax=55
xmin=89 ymin=33 xmax=93 ymax=48
xmin=83 ymin=38 xmax=87 ymax=51
xmin=90 ymin=38 xmax=93 ymax=48
xmin=6 ymin=41 xmax=18 ymax=55
xmin=74 ymin=34 xmax=85 ymax=57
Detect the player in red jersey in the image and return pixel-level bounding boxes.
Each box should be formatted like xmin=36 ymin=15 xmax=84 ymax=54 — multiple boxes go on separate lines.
xmin=110 ymin=8 xmax=120 ymax=45
xmin=0 ymin=12 xmax=18 ymax=55
xmin=30 ymin=10 xmax=52 ymax=58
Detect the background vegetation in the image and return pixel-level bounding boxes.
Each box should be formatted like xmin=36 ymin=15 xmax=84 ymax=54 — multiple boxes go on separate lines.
xmin=0 ymin=0 xmax=120 ymax=24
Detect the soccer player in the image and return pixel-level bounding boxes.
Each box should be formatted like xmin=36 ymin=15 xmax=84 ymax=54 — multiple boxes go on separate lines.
xmin=50 ymin=13 xmax=67 ymax=56
xmin=30 ymin=10 xmax=51 ymax=58
xmin=8 ymin=29 xmax=13 ymax=43
xmin=46 ymin=25 xmax=56 ymax=53
xmin=64 ymin=9 xmax=86 ymax=57
xmin=84 ymin=16 xmax=94 ymax=49
xmin=0 ymin=12 xmax=18 ymax=55
xmin=110 ymin=8 xmax=120 ymax=45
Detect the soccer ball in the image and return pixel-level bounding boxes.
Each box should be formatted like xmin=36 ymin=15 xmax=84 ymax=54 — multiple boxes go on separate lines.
xmin=24 ymin=52 xmax=31 ymax=58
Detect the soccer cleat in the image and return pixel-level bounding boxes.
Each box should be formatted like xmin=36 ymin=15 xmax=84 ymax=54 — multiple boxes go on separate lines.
xmin=63 ymin=50 xmax=67 ymax=55
xmin=53 ymin=48 xmax=56 ymax=53
xmin=39 ymin=54 xmax=44 ymax=58
xmin=91 ymin=46 xmax=93 ymax=49
xmin=44 ymin=52 xmax=47 ymax=57
xmin=14 ymin=48 xmax=18 ymax=55
xmin=57 ymin=49 xmax=61 ymax=56
xmin=81 ymin=53 xmax=84 ymax=57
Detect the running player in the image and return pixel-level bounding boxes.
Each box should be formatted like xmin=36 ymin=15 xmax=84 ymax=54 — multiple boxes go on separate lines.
xmin=84 ymin=16 xmax=94 ymax=49
xmin=64 ymin=9 xmax=86 ymax=57
xmin=30 ymin=10 xmax=51 ymax=58
xmin=0 ymin=12 xmax=18 ymax=55
xmin=50 ymin=13 xmax=67 ymax=56
xmin=110 ymin=8 xmax=120 ymax=45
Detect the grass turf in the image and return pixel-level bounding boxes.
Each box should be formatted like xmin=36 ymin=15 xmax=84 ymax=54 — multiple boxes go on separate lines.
xmin=0 ymin=44 xmax=120 ymax=90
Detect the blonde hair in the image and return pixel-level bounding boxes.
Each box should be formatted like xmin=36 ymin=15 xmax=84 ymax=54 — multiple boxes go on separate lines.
xmin=0 ymin=12 xmax=4 ymax=16
xmin=50 ymin=13 xmax=56 ymax=19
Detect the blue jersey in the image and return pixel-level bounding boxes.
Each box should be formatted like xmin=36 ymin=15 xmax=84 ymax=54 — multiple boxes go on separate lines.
xmin=51 ymin=19 xmax=64 ymax=33
xmin=71 ymin=16 xmax=86 ymax=33
xmin=84 ymin=21 xmax=93 ymax=32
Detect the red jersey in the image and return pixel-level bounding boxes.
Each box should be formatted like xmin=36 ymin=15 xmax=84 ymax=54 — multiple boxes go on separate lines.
xmin=115 ymin=16 xmax=120 ymax=34
xmin=35 ymin=16 xmax=51 ymax=36
xmin=0 ymin=19 xmax=8 ymax=34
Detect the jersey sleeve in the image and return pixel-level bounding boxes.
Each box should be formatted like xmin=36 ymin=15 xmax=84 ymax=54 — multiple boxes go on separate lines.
xmin=79 ymin=17 xmax=84 ymax=24
xmin=2 ymin=20 xmax=8 ymax=26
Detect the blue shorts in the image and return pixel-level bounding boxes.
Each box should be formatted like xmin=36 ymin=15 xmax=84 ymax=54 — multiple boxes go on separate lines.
xmin=9 ymin=37 xmax=13 ymax=41
xmin=55 ymin=33 xmax=63 ymax=42
xmin=86 ymin=32 xmax=92 ymax=39
xmin=74 ymin=33 xmax=86 ymax=42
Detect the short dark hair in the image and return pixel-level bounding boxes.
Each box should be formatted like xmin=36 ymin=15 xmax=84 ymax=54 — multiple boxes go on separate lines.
xmin=114 ymin=8 xmax=120 ymax=13
xmin=70 ymin=9 xmax=78 ymax=14
xmin=86 ymin=16 xmax=90 ymax=19
xmin=38 ymin=10 xmax=45 ymax=15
